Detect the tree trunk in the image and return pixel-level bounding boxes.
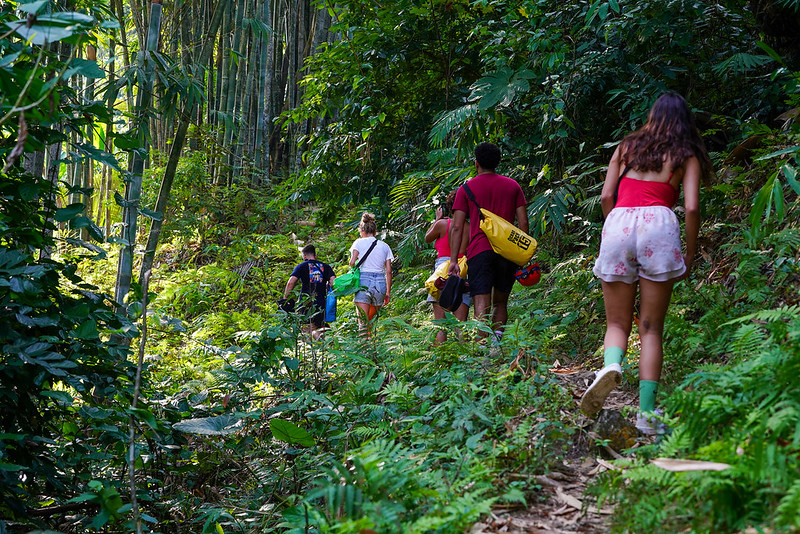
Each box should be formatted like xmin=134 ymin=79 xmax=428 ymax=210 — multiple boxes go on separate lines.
xmin=115 ymin=0 xmax=163 ymax=307
xmin=139 ymin=0 xmax=229 ymax=282
xmin=224 ymin=0 xmax=243 ymax=182
xmin=214 ymin=0 xmax=233 ymax=185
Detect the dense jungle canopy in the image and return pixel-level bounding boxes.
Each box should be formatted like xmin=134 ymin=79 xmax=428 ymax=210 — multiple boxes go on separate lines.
xmin=1 ymin=0 xmax=800 ymax=532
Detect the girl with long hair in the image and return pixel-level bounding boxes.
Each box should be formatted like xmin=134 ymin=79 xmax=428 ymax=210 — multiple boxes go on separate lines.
xmin=580 ymin=92 xmax=713 ymax=434
xmin=424 ymin=190 xmax=470 ymax=344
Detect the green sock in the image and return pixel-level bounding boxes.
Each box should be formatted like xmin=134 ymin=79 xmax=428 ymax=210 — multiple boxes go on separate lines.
xmin=639 ymin=380 xmax=659 ymax=413
xmin=603 ymin=346 xmax=625 ymax=367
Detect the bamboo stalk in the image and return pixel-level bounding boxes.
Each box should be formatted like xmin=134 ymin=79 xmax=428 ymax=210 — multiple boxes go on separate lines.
xmin=114 ymin=0 xmax=163 ymax=307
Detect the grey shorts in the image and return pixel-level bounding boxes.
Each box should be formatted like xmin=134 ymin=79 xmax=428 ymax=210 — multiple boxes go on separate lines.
xmin=355 ymin=271 xmax=387 ymax=306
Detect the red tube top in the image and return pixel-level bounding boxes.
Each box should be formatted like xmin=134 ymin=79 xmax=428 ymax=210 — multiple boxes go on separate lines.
xmin=434 ymin=219 xmax=451 ymax=258
xmin=615 ymin=177 xmax=679 ymax=208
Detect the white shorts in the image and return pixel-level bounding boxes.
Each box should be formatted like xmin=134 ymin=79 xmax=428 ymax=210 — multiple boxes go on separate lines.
xmin=593 ymin=206 xmax=686 ymax=284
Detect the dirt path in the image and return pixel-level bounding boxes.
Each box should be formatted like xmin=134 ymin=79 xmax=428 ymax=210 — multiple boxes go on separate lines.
xmin=472 ymin=365 xmax=651 ymax=533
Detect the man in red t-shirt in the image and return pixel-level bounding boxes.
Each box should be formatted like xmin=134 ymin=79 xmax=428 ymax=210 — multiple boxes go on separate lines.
xmin=448 ymin=142 xmax=528 ymax=340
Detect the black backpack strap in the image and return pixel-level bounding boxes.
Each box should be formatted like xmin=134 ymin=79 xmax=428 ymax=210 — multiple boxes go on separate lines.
xmin=461 ymin=182 xmax=484 ymax=220
xmin=354 ymin=238 xmax=379 ymax=270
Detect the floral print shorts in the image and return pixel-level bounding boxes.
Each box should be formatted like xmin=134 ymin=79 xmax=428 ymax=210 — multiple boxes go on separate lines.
xmin=593 ymin=206 xmax=686 ymax=284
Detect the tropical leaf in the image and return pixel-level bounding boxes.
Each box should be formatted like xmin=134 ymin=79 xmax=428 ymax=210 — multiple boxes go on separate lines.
xmin=429 ymin=104 xmax=479 ymax=147
xmin=712 ymin=52 xmax=774 ymax=77
xmin=269 ymin=418 xmax=314 ymax=447
xmin=172 ymin=415 xmax=243 ymax=435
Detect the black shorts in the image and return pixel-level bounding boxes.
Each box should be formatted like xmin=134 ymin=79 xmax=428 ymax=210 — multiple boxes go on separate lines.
xmin=298 ymin=299 xmax=325 ymax=328
xmin=467 ymin=250 xmax=517 ymax=296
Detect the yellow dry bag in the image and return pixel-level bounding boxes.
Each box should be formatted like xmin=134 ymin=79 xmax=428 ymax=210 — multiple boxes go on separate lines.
xmin=462 ymin=183 xmax=537 ymax=266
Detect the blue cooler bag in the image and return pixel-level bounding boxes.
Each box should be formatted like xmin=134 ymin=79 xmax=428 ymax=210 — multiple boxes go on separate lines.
xmin=325 ymin=290 xmax=337 ymax=322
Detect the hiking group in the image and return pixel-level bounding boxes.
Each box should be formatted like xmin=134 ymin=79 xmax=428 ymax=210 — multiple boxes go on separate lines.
xmin=282 ymin=91 xmax=711 ymax=435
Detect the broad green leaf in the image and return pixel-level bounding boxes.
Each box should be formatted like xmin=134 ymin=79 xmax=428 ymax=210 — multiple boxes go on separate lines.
xmin=0 ymin=462 xmax=27 ymax=471
xmin=127 ymin=407 xmax=158 ymax=429
xmin=19 ymin=181 xmax=40 ymax=201
xmin=173 ymin=415 xmax=243 ymax=435
xmin=138 ymin=207 xmax=163 ymax=221
xmin=42 ymin=390 xmax=74 ymax=405
xmin=18 ymin=1 xmax=49 ymax=14
xmin=72 ymin=320 xmax=99 ymax=340
xmin=76 ymin=143 xmax=121 ymax=171
xmin=11 ymin=23 xmax=74 ymax=44
xmin=755 ymin=40 xmax=783 ymax=64
xmin=755 ymin=146 xmax=800 ymax=161
xmin=55 ymin=203 xmax=85 ymax=222
xmin=113 ymin=191 xmax=135 ymax=208
xmin=782 ymin=164 xmax=800 ymax=195
xmin=113 ymin=132 xmax=141 ymax=150
xmin=750 ymin=171 xmax=778 ymax=231
xmin=64 ymin=58 xmax=105 ymax=79
xmin=38 ymin=13 xmax=95 ymax=25
xmin=15 ymin=313 xmax=58 ymax=327
xmin=0 ymin=50 xmax=22 ymax=69
xmin=270 ymin=418 xmax=314 ymax=447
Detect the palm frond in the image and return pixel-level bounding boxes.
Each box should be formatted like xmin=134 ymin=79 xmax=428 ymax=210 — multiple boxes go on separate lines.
xmin=429 ymin=104 xmax=479 ymax=147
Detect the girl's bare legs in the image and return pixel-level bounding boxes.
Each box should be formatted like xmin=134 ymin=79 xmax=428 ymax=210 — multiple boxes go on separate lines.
xmin=602 ymin=280 xmax=637 ymax=352
xmin=636 ymin=278 xmax=674 ymax=416
xmin=633 ymin=278 xmax=674 ymax=432
xmin=580 ymin=280 xmax=636 ymax=415
xmin=432 ymin=302 xmax=447 ymax=344
xmin=355 ymin=302 xmax=380 ymax=337
xmin=636 ymin=278 xmax=674 ymax=380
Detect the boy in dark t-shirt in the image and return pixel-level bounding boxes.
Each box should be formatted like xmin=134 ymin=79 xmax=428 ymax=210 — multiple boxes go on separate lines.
xmin=283 ymin=245 xmax=336 ymax=339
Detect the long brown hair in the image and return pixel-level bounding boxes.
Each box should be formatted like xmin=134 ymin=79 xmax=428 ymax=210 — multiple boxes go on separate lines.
xmin=621 ymin=93 xmax=712 ymax=183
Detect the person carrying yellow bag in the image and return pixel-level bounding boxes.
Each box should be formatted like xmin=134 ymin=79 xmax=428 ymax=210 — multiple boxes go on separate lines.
xmin=448 ymin=142 xmax=530 ymax=343
xmin=424 ymin=190 xmax=470 ymax=344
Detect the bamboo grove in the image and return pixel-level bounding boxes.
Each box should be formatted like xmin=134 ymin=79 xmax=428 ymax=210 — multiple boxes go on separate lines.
xmin=6 ymin=0 xmax=335 ymax=307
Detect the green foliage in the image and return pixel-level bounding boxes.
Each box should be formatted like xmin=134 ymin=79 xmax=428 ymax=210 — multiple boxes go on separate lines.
xmin=0 ymin=168 xmax=137 ymax=526
xmin=142 ymin=150 xmax=282 ymax=244
xmin=6 ymin=0 xmax=800 ymax=532
xmin=592 ymin=308 xmax=800 ymax=533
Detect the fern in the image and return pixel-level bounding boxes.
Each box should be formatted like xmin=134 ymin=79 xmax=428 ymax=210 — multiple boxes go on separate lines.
xmin=429 ymin=104 xmax=479 ymax=147
xmin=723 ymin=304 xmax=800 ymax=326
xmin=729 ymin=323 xmax=769 ymax=358
xmin=776 ymin=479 xmax=800 ymax=528
xmin=388 ymin=171 xmax=436 ymax=208
xmin=526 ymin=183 xmax=580 ymax=236
xmin=352 ymin=422 xmax=394 ymax=440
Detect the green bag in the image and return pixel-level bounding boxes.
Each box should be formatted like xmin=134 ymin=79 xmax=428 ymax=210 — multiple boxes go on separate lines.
xmin=333 ymin=238 xmax=379 ymax=296
xmin=333 ymin=267 xmax=361 ymax=296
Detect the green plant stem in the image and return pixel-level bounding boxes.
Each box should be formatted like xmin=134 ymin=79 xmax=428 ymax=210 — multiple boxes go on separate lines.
xmin=128 ymin=269 xmax=150 ymax=534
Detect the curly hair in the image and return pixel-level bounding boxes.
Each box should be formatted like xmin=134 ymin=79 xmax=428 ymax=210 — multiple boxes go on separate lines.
xmin=475 ymin=142 xmax=501 ymax=170
xmin=621 ymin=93 xmax=712 ymax=183
xmin=442 ymin=190 xmax=458 ymax=217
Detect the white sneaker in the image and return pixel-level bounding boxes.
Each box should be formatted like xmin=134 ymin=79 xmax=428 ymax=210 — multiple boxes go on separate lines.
xmin=636 ymin=409 xmax=666 ymax=435
xmin=579 ymin=363 xmax=622 ymax=416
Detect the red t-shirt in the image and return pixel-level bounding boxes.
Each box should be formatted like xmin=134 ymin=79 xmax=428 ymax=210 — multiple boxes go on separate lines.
xmin=453 ymin=173 xmax=527 ymax=258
